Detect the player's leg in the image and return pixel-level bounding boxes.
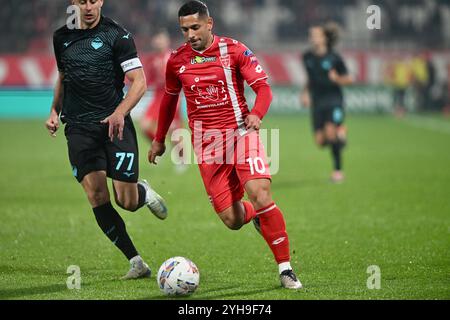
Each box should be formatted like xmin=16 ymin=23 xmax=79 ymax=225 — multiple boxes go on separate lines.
xmin=80 ymin=171 xmax=146 ymax=276
xmin=108 ymin=116 xmax=167 ymax=219
xmin=312 ymin=108 xmax=327 ymax=147
xmin=199 ymin=163 xmax=248 ymax=230
xmin=325 ymin=107 xmax=346 ymax=183
xmin=65 ymin=125 xmax=147 ymax=273
xmin=217 ymin=201 xmax=247 ymax=230
xmin=244 ymin=179 xmax=301 ymax=289
xmin=237 ymin=131 xmax=302 ymax=289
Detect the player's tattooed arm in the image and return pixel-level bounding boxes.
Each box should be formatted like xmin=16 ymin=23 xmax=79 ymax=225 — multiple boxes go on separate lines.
xmin=45 ymin=72 xmax=64 ymax=137
xmin=101 ymin=68 xmax=147 ymax=141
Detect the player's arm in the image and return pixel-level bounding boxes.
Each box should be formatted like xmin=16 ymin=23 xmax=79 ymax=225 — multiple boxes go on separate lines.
xmin=247 ymin=80 xmax=273 ymax=130
xmin=329 ymin=71 xmax=353 ymax=86
xmin=301 ymin=82 xmax=311 ymax=108
xmin=149 ymin=92 xmax=180 ymax=164
xmin=148 ymin=57 xmax=182 ymax=164
xmin=102 ymin=68 xmax=147 ymax=141
xmin=236 ymin=44 xmax=271 ymax=130
xmin=46 ymin=71 xmax=64 ymax=137
xmin=149 ymin=55 xmax=182 ymax=165
xmin=46 ymin=32 xmax=64 ymax=138
xmin=102 ymin=30 xmax=147 ymax=141
xmin=300 ymin=54 xmax=312 ymax=108
xmin=329 ymin=55 xmax=354 ymax=86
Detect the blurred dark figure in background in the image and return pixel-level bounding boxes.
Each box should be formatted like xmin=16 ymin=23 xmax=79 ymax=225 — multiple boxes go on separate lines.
xmin=301 ymin=22 xmax=353 ymax=183
xmin=411 ymin=52 xmax=436 ymax=112
xmin=387 ymin=57 xmax=411 ymax=117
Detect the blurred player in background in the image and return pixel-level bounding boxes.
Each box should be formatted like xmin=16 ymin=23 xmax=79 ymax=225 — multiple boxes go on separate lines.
xmin=301 ymin=22 xmax=353 ymax=183
xmin=140 ymin=29 xmax=186 ymax=172
xmin=149 ymin=0 xmax=302 ymax=289
xmin=45 ymin=0 xmax=167 ymax=280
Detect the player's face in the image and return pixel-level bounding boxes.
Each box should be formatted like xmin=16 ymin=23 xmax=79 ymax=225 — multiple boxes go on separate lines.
xmin=73 ymin=0 xmax=103 ymax=28
xmin=309 ymin=27 xmax=326 ymax=49
xmin=179 ymin=14 xmax=213 ymax=51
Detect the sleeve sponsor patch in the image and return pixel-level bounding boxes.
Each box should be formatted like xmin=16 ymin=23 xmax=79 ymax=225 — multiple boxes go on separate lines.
xmin=244 ymin=49 xmax=254 ymax=57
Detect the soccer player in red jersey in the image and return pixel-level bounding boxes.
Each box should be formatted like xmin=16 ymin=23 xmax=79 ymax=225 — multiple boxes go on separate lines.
xmin=149 ymin=0 xmax=302 ymax=289
xmin=141 ymin=29 xmax=186 ymax=172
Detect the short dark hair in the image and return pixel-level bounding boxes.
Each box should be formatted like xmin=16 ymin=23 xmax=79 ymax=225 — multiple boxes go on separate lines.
xmin=178 ymin=1 xmax=210 ymax=18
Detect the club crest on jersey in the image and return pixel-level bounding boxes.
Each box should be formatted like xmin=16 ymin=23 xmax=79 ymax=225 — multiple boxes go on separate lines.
xmin=191 ymin=56 xmax=216 ymax=65
xmin=220 ymin=55 xmax=231 ymax=69
xmin=91 ymin=37 xmax=104 ymax=50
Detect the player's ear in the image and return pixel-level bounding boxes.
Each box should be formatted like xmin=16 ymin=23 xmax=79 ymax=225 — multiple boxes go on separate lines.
xmin=207 ymin=17 xmax=214 ymax=32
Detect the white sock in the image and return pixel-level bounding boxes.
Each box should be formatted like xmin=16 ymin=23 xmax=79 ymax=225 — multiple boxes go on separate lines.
xmin=278 ymin=262 xmax=292 ymax=274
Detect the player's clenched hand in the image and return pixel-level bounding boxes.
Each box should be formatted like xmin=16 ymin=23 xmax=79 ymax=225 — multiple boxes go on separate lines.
xmin=245 ymin=114 xmax=262 ymax=131
xmin=149 ymin=141 xmax=166 ymax=165
xmin=101 ymin=112 xmax=125 ymax=142
xmin=45 ymin=110 xmax=60 ymax=137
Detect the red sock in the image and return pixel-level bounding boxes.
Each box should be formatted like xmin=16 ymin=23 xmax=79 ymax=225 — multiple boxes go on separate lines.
xmin=257 ymin=203 xmax=290 ymax=264
xmin=243 ymin=201 xmax=256 ymax=224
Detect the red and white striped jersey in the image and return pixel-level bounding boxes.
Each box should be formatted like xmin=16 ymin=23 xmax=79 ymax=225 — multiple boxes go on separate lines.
xmin=165 ymin=36 xmax=268 ymax=134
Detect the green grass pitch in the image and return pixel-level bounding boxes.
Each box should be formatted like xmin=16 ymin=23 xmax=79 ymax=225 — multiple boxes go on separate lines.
xmin=0 ymin=114 xmax=449 ymax=300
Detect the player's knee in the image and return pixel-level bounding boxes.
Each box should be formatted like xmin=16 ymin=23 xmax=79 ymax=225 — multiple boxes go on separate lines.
xmin=115 ymin=194 xmax=138 ymax=212
xmin=223 ymin=218 xmax=243 ymax=231
xmin=315 ymin=134 xmax=326 ymax=147
xmin=316 ymin=137 xmax=326 ymax=147
xmin=325 ymin=127 xmax=338 ymax=143
xmin=249 ymin=187 xmax=272 ymax=209
xmin=87 ymin=190 xmax=110 ymax=208
xmin=219 ymin=211 xmax=244 ymax=231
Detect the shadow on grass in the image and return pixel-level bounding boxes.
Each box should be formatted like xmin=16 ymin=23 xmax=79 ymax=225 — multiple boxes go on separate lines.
xmin=0 ymin=284 xmax=68 ymax=299
xmin=139 ymin=284 xmax=282 ymax=300
xmin=272 ymin=178 xmax=328 ymax=190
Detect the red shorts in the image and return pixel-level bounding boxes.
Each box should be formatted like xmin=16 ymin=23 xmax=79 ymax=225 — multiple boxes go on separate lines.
xmin=144 ymin=88 xmax=183 ymax=130
xmin=196 ymin=130 xmax=271 ymax=213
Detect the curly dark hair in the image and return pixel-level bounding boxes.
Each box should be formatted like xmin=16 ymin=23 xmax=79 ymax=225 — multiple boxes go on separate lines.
xmin=323 ymin=22 xmax=341 ymax=49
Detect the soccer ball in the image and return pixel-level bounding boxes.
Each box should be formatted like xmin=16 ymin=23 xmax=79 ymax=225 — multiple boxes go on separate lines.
xmin=157 ymin=257 xmax=200 ymax=296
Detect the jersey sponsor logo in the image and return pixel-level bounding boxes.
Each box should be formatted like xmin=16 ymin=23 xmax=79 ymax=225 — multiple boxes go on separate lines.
xmin=190 ymin=56 xmax=217 ymax=65
xmin=91 ymin=37 xmax=104 ymax=50
xmin=191 ymin=80 xmax=228 ymax=106
xmin=179 ymin=65 xmax=186 ymax=74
